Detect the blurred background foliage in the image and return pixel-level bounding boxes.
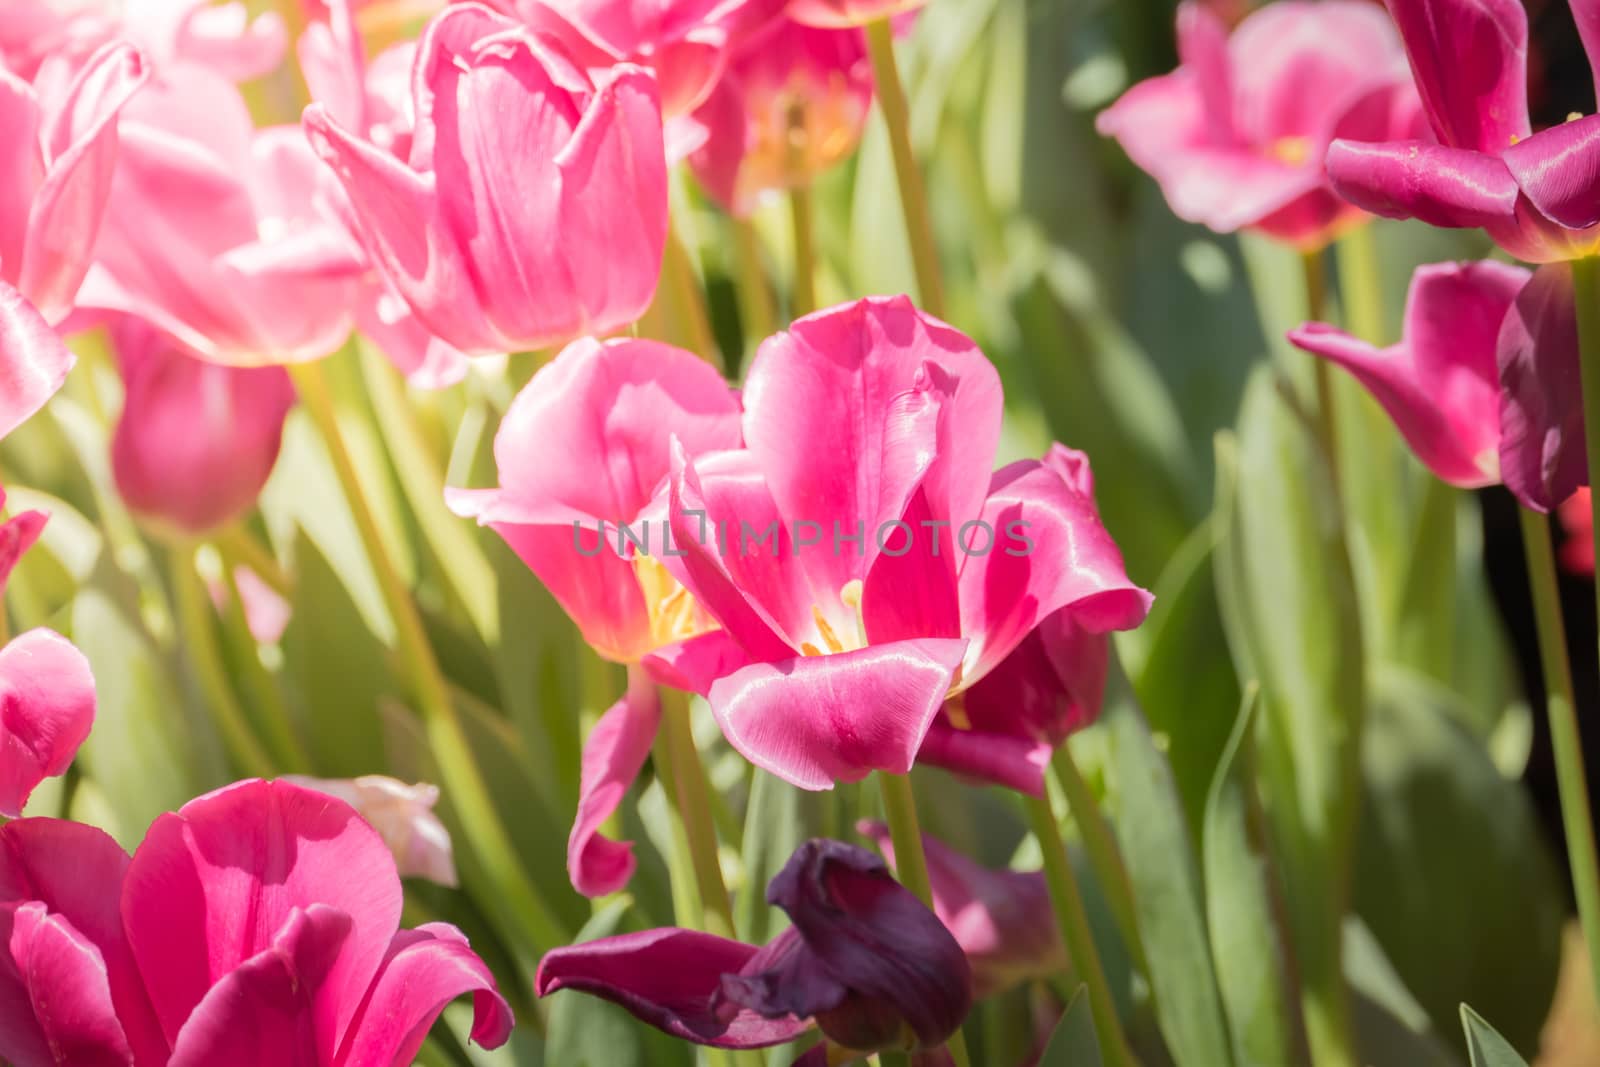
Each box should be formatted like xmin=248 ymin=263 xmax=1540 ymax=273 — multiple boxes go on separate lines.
xmin=3 ymin=0 xmax=1587 ymax=1063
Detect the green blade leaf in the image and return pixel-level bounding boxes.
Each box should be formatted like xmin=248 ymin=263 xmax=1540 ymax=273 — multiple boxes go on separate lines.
xmin=1038 ymin=987 xmax=1103 ymax=1067
xmin=1460 ymin=1006 xmax=1529 ymax=1067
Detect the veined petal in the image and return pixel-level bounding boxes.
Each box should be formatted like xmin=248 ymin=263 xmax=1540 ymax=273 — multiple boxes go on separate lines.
xmin=1498 ymin=263 xmax=1586 ymax=512
xmin=1325 ymin=139 xmax=1519 ymax=228
xmin=707 ymin=639 xmax=967 ymax=790
xmin=568 ymin=668 xmax=661 ymax=898
xmin=1502 ymin=114 xmax=1600 ymax=231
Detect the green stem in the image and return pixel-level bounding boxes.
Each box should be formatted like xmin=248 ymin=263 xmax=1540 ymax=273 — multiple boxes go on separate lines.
xmin=864 ymin=18 xmax=946 ymax=319
xmin=1051 ymin=744 xmax=1149 ymax=976
xmin=1023 ymin=789 xmax=1138 ymax=1067
xmin=170 ymin=543 xmax=276 ymax=779
xmin=731 ymin=217 xmax=777 ymax=361
xmin=1519 ymin=505 xmax=1600 ymax=1006
xmin=663 ymin=222 xmax=720 ymax=366
xmin=214 ymin=554 xmax=311 ymax=773
xmin=1301 ymin=251 xmax=1342 ymax=499
xmin=1334 ymin=225 xmax=1386 ymax=344
xmin=287 ymin=360 xmax=570 ymax=955
xmin=877 ymin=773 xmax=972 ymax=1067
xmin=655 ymin=687 xmax=735 ymax=937
xmin=215 ymin=525 xmax=292 ymax=598
xmin=789 ymin=181 xmax=818 ymax=318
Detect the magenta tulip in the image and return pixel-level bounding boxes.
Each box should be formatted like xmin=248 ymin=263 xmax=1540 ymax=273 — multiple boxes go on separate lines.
xmin=449 ymin=335 xmax=741 ymax=897
xmin=0 ymin=489 xmax=47 ymax=592
xmin=1291 ymin=259 xmax=1587 ymax=512
xmin=0 ymin=779 xmax=512 ymax=1067
xmin=0 ymin=628 xmax=96 ymax=818
xmin=303 ymin=2 xmax=669 ymax=356
xmin=79 ymin=65 xmax=366 ymax=366
xmin=538 ymin=839 xmax=972 ymax=1055
xmin=1097 ymin=1 xmax=1423 ymax=250
xmin=858 ymin=820 xmax=1063 ymax=997
xmin=688 ymin=14 xmax=873 ymax=215
xmin=108 ymin=317 xmax=294 ymax=535
xmin=656 ymin=297 xmax=1151 ymax=793
xmin=1327 ymin=0 xmax=1600 ymax=262
xmin=2 ymin=39 xmax=147 ymax=323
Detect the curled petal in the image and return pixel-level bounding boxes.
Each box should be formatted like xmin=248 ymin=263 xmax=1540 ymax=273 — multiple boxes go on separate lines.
xmin=567 ymin=668 xmax=660 ymax=898
xmin=0 ymin=280 xmax=73 ymax=441
xmin=1325 ymin=139 xmax=1519 ymax=228
xmin=1502 ymin=114 xmax=1600 ymax=231
xmin=0 ymin=503 xmax=47 ymax=594
xmin=0 ymin=629 xmax=96 ymax=818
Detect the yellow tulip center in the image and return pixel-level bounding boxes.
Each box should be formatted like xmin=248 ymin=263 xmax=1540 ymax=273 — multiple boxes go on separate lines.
xmin=1268 ymin=135 xmax=1312 ymax=167
xmin=634 ymin=555 xmax=716 ymax=649
xmin=799 ymin=580 xmax=868 ymax=657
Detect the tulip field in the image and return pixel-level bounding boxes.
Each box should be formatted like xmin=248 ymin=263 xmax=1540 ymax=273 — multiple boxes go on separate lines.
xmin=6 ymin=0 xmax=1600 ymax=1064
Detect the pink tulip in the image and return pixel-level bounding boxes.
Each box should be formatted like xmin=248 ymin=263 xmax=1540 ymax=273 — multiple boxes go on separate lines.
xmin=0 ymin=628 xmax=96 ymax=818
xmin=687 ymin=14 xmax=873 ymax=215
xmin=0 ymin=489 xmax=48 ymax=592
xmin=858 ymin=820 xmax=1064 ymax=998
xmin=1097 ymin=1 xmax=1423 ymax=250
xmin=2 ymin=40 xmax=147 ymax=323
xmin=283 ymin=775 xmax=458 ymax=887
xmin=657 ymin=296 xmax=1152 ymax=793
xmin=303 ymin=2 xmax=669 ymax=356
xmin=787 ymin=0 xmax=923 ymax=27
xmin=108 ymin=317 xmax=294 ymax=535
xmin=0 ymin=779 xmax=512 ymax=1067
xmin=1561 ymin=490 xmax=1595 ymax=576
xmin=78 ymin=66 xmax=367 ymax=366
xmin=1326 ymin=0 xmax=1600 ymax=262
xmin=1291 ymin=259 xmax=1587 ymax=512
xmin=0 ymin=281 xmax=74 ymax=440
xmin=448 ymin=335 xmax=742 ymax=897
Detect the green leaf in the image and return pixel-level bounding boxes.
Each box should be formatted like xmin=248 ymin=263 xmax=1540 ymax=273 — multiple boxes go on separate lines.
xmin=736 ymin=769 xmax=803 ymax=944
xmin=1102 ymin=658 xmax=1234 ymax=1067
xmin=1460 ymin=1006 xmax=1529 ymax=1067
xmin=1038 ymin=987 xmax=1103 ymax=1067
xmin=1203 ymin=685 xmax=1308 ymax=1067
xmin=1354 ymin=670 xmax=1563 ymax=1057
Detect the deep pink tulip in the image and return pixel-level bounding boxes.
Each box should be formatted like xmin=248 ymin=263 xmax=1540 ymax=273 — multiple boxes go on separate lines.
xmin=0 ymin=779 xmax=512 ymax=1067
xmin=538 ymin=839 xmax=972 ymax=1054
xmin=1292 ymin=258 xmax=1587 ymax=512
xmin=657 ymin=296 xmax=1151 ymax=793
xmin=303 ymin=3 xmax=669 ymax=356
xmin=787 ymin=0 xmax=922 ymax=27
xmin=1 ymin=40 xmax=147 ymax=323
xmin=1097 ymin=1 xmax=1423 ymax=250
xmin=79 ymin=66 xmax=366 ymax=366
xmin=688 ymin=15 xmax=873 ymax=215
xmin=1561 ymin=489 xmax=1595 ymax=576
xmin=0 ymin=628 xmax=96 ymax=818
xmin=448 ymin=335 xmax=741 ymax=897
xmin=1327 ymin=0 xmax=1600 ymax=262
xmin=858 ymin=820 xmax=1063 ymax=998
xmin=108 ymin=317 xmax=294 ymax=535
xmin=0 ymin=281 xmax=74 ymax=440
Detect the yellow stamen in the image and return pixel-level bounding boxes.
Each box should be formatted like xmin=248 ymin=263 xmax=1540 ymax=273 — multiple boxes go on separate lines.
xmin=812 ymin=606 xmax=847 ymax=655
xmin=634 ymin=555 xmax=715 ymax=648
xmin=1268 ymin=135 xmax=1311 ymax=166
xmin=945 ymin=692 xmax=972 ymax=731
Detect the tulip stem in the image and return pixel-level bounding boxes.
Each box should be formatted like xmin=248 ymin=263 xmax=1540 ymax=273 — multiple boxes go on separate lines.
xmin=286 ymin=359 xmax=570 ymax=956
xmin=212 ymin=552 xmax=312 ymax=773
xmin=1520 ymin=503 xmax=1600 ymax=1007
xmin=790 ymin=181 xmax=818 ymax=318
xmin=170 ymin=542 xmax=277 ymax=780
xmin=877 ymin=773 xmax=973 ymax=1067
xmin=655 ymin=687 xmax=736 ymax=937
xmin=1051 ymin=744 xmax=1149 ymax=976
xmin=1301 ymin=250 xmax=1342 ymax=499
xmin=864 ymin=18 xmax=946 ymax=319
xmin=214 ymin=524 xmax=292 ymax=598
xmin=1333 ymin=225 xmax=1386 ymax=344
xmin=1023 ymin=788 xmax=1139 ymax=1067
xmin=731 ymin=217 xmax=777 ymax=365
xmin=664 ymin=222 xmax=721 ymax=366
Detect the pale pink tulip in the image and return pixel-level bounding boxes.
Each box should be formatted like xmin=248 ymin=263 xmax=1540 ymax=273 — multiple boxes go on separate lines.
xmin=0 ymin=779 xmax=512 ymax=1066
xmin=787 ymin=0 xmax=923 ymax=27
xmin=1097 ymin=1 xmax=1423 ymax=250
xmin=108 ymin=317 xmax=294 ymax=534
xmin=449 ymin=335 xmax=742 ymax=896
xmin=79 ymin=66 xmax=367 ymax=366
xmin=303 ymin=3 xmax=669 ymax=356
xmin=688 ymin=14 xmax=873 ymax=215
xmin=1 ymin=1 xmax=284 ymax=84
xmin=283 ymin=774 xmax=459 ymax=887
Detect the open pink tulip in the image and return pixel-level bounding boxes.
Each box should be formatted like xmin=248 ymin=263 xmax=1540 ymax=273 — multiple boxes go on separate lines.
xmin=2 ymin=40 xmax=148 ymax=323
xmin=304 ymin=2 xmax=669 ymax=356
xmin=658 ymin=296 xmax=1152 ymax=793
xmin=858 ymin=820 xmax=1063 ymax=997
xmin=1292 ymin=259 xmax=1586 ymax=511
xmin=1097 ymin=1 xmax=1423 ymax=250
xmin=0 ymin=628 xmax=96 ymax=818
xmin=1327 ymin=0 xmax=1600 ymax=262
xmin=79 ymin=65 xmax=366 ymax=366
xmin=448 ymin=335 xmax=741 ymax=897
xmin=0 ymin=778 xmax=512 ymax=1067
xmin=787 ymin=0 xmax=923 ymax=27
xmin=688 ymin=14 xmax=873 ymax=215
xmin=538 ymin=839 xmax=972 ymax=1055
xmin=0 ymin=282 xmax=74 ymax=440
xmin=108 ymin=317 xmax=294 ymax=535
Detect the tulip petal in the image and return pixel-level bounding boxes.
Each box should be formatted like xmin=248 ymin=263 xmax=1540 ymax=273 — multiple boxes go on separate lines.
xmin=643 ymin=630 xmax=753 ymax=697
xmin=957 ymin=460 xmax=1152 ymax=685
xmin=537 ymin=927 xmax=814 ymax=1048
xmin=914 ymin=723 xmax=1051 ymax=796
xmin=0 ymin=504 xmax=46 ymax=594
xmin=0 ymin=68 xmax=42 ymax=287
xmin=0 ymin=901 xmax=132 ymax=1067
xmin=337 ymin=923 xmax=512 ymax=1066
xmin=123 ymin=779 xmax=404 ymax=1058
xmin=1325 ymin=139 xmax=1519 ymax=228
xmin=1382 ymin=0 xmax=1530 ymax=152
xmin=1498 ymin=263 xmax=1587 ymax=512
xmin=1175 ymin=2 xmax=1234 ymax=143
xmin=0 ymin=280 xmax=73 ymax=441
xmin=1502 ymin=114 xmax=1600 ymax=231
xmin=568 ymin=668 xmax=661 ymax=898
xmin=166 ymin=905 xmax=352 ymax=1067
xmin=0 ymin=629 xmax=96 ymax=818
xmin=707 ymin=639 xmax=967 ymax=790
xmin=1578 ymin=0 xmax=1600 ymax=93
